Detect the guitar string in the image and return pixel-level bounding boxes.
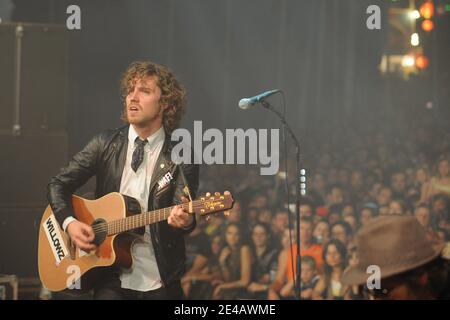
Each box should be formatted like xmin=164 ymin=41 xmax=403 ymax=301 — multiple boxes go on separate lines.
xmin=91 ymin=213 xmax=217 ymax=234
xmin=89 ymin=202 xmax=212 ymax=232
xmin=89 ymin=202 xmax=222 ymax=232
xmin=89 ymin=202 xmax=228 ymax=233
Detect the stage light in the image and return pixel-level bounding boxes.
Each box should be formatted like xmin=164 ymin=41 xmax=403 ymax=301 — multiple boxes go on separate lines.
xmin=409 ymin=10 xmax=421 ymax=19
xmin=411 ymin=33 xmax=420 ymax=46
xmin=422 ymin=19 xmax=434 ymax=31
xmin=416 ymin=55 xmax=429 ymax=69
xmin=402 ymin=55 xmax=415 ymax=67
xmin=420 ymin=2 xmax=434 ymax=19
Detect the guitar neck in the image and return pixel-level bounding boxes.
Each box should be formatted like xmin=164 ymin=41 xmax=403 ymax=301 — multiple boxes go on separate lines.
xmin=106 ymin=201 xmax=194 ymax=235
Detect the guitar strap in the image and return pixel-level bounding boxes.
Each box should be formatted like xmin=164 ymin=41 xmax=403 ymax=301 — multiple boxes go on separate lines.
xmin=178 ymin=163 xmax=193 ymax=202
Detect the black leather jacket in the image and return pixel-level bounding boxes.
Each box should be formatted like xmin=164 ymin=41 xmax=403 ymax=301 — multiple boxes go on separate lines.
xmin=47 ymin=125 xmax=199 ymax=287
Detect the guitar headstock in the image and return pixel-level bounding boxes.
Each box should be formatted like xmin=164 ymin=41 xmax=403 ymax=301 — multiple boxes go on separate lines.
xmin=194 ymin=191 xmax=234 ymax=217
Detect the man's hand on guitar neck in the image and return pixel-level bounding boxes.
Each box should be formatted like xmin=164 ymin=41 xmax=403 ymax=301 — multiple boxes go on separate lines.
xmin=66 ymin=220 xmax=97 ymax=252
xmin=168 ymin=196 xmax=194 ymax=229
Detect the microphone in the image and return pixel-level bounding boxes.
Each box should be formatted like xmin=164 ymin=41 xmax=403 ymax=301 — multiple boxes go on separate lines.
xmin=238 ymin=89 xmax=281 ymax=109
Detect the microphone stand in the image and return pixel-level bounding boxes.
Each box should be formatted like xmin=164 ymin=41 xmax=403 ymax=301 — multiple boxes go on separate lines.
xmin=260 ymin=99 xmax=302 ymax=299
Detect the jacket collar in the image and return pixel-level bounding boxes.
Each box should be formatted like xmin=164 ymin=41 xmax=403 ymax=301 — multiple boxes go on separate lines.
xmin=115 ymin=124 xmax=176 ymax=195
xmin=127 ymin=124 xmax=165 ymax=151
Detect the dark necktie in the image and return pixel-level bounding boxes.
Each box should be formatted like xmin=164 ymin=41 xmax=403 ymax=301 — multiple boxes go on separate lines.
xmin=131 ymin=138 xmax=148 ymax=172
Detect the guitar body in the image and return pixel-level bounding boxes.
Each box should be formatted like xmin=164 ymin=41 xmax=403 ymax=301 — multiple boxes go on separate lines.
xmin=38 ymin=190 xmax=234 ymax=292
xmin=38 ymin=192 xmax=141 ymax=292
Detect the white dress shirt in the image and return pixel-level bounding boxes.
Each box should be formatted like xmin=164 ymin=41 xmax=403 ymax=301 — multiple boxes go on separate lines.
xmin=118 ymin=125 xmax=165 ymax=291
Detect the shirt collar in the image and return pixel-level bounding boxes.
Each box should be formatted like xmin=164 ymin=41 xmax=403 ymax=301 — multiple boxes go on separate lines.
xmin=128 ymin=125 xmax=165 ymax=149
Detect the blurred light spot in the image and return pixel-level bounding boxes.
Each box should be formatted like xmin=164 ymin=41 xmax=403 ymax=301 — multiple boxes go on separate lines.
xmin=411 ymin=33 xmax=419 ymax=46
xmin=402 ymin=55 xmax=415 ymax=67
xmin=422 ymin=19 xmax=434 ymax=32
xmin=409 ymin=10 xmax=420 ymax=19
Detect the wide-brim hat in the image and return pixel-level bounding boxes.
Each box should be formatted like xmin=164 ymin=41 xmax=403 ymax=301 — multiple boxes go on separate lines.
xmin=342 ymin=215 xmax=445 ymax=285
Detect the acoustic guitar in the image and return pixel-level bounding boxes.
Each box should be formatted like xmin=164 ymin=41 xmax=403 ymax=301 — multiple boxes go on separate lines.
xmin=38 ymin=191 xmax=234 ymax=292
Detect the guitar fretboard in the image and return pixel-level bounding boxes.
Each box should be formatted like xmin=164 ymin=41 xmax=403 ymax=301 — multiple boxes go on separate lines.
xmin=106 ymin=201 xmax=195 ymax=235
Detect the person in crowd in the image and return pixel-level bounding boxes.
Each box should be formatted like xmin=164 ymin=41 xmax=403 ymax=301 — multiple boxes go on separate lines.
xmin=376 ymin=186 xmax=393 ymax=207
xmin=313 ymin=219 xmax=330 ymax=245
xmin=285 ymin=218 xmax=324 ymax=286
xmin=330 ymin=221 xmax=353 ymax=251
xmin=257 ymin=208 xmax=273 ymax=225
xmin=346 ymin=247 xmax=364 ymax=300
xmin=246 ymin=223 xmax=278 ymax=299
xmin=349 ymin=170 xmax=366 ymax=203
xmin=390 ymin=171 xmax=408 ymax=200
xmin=312 ymin=239 xmax=349 ymax=300
xmin=327 ymin=204 xmax=343 ymax=226
xmin=368 ymin=182 xmax=383 ymax=202
xmin=278 ymin=255 xmax=320 ymax=300
xmin=267 ymin=228 xmax=295 ymax=300
xmin=309 ymin=172 xmax=327 ymax=205
xmin=342 ymin=212 xmax=358 ymax=235
xmin=227 ymin=200 xmax=243 ymax=223
xmin=414 ymin=205 xmax=441 ymax=243
xmin=415 ymin=166 xmax=430 ymax=200
xmin=181 ymin=223 xmax=212 ymax=298
xmin=421 ymin=158 xmax=450 ymax=203
xmin=337 ymin=169 xmax=350 ymax=188
xmin=342 ymin=216 xmax=450 ymax=299
xmin=387 ymin=199 xmax=409 ymax=216
xmin=181 ymin=234 xmax=223 ymax=299
xmin=300 ymin=201 xmax=314 ymax=219
xmin=247 ymin=208 xmax=260 ymax=228
xmin=271 ymin=209 xmax=289 ymax=248
xmin=430 ymin=194 xmax=450 ymax=235
xmin=342 ymin=203 xmax=356 ymax=217
xmin=326 ymin=185 xmax=345 ymax=208
xmin=212 ymin=223 xmax=252 ymax=299
xmin=359 ymin=204 xmax=377 ymax=227
xmin=378 ymin=205 xmax=389 ymax=216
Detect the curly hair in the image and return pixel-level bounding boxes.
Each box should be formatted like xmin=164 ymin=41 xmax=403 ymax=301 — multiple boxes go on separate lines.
xmin=120 ymin=61 xmax=187 ymax=132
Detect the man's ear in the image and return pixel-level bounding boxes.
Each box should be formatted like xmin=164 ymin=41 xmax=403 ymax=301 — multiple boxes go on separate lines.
xmin=161 ymin=103 xmax=170 ymax=111
xmin=159 ymin=103 xmax=169 ymax=116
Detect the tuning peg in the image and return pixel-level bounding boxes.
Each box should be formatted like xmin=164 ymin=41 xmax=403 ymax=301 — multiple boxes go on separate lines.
xmin=214 ymin=192 xmax=220 ymax=197
xmin=205 ymin=192 xmax=211 ymax=197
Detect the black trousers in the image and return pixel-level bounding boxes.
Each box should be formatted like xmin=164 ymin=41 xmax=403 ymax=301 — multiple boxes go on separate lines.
xmin=93 ymin=271 xmax=183 ymax=300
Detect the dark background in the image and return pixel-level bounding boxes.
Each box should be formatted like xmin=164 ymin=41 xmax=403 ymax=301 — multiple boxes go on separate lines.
xmin=0 ymin=0 xmax=449 ymax=278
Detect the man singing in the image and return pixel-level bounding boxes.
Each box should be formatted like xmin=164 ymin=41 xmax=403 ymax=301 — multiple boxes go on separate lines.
xmin=47 ymin=61 xmax=199 ymax=299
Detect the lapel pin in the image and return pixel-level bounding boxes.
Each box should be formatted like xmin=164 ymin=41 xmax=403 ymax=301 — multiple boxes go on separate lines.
xmin=160 ymin=163 xmax=165 ymax=169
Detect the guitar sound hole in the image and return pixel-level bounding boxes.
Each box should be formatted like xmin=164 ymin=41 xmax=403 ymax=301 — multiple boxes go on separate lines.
xmin=91 ymin=218 xmax=107 ymax=246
